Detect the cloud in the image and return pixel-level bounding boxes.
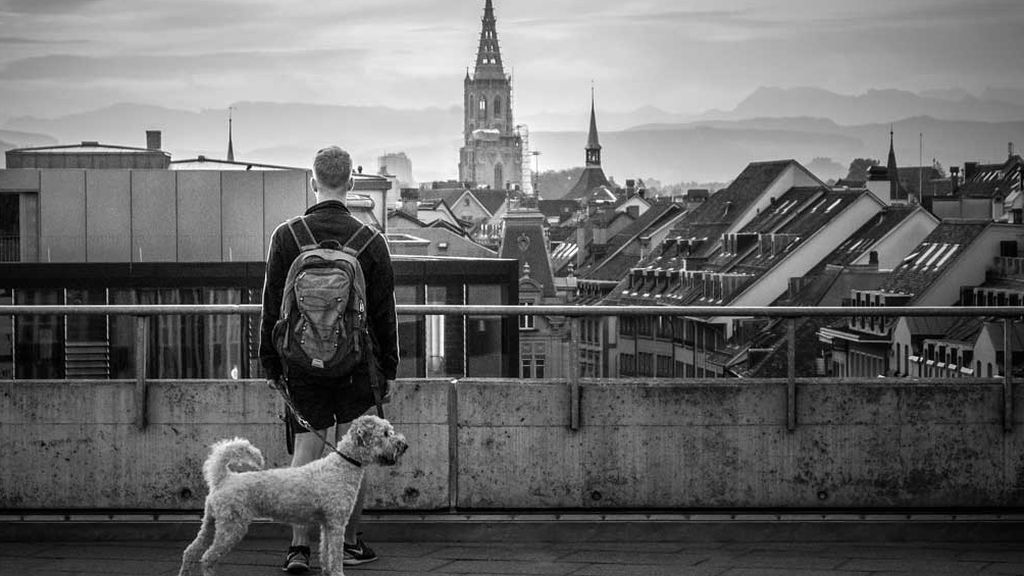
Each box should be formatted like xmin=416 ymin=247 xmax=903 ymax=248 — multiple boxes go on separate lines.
xmin=0 ymin=0 xmax=101 ymax=13
xmin=0 ymin=49 xmax=368 ymax=81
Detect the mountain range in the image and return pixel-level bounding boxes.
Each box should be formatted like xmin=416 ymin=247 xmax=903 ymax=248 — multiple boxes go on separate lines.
xmin=3 ymin=86 xmax=1023 ymax=186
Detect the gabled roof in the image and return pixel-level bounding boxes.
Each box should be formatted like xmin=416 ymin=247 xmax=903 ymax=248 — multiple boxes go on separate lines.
xmin=579 ymin=202 xmax=684 ymax=282
xmin=538 ymin=199 xmax=580 ymax=221
xmin=729 ymin=189 xmax=866 ymax=275
xmin=469 ymin=188 xmax=508 ymax=215
xmin=816 ymin=205 xmax=918 ymax=268
xmin=666 ymin=160 xmax=796 ymax=258
xmin=564 ymin=167 xmax=613 ymax=201
xmin=959 ymin=156 xmax=1024 ymax=199
xmin=418 ymin=188 xmax=466 ymax=207
xmin=879 ymin=221 xmax=990 ymax=298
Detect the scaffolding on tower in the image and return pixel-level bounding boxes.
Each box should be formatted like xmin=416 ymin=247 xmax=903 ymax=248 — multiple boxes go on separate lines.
xmin=516 ymin=124 xmax=533 ymax=198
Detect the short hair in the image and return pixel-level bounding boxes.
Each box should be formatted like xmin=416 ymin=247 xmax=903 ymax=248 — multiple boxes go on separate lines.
xmin=313 ymin=146 xmax=352 ymax=190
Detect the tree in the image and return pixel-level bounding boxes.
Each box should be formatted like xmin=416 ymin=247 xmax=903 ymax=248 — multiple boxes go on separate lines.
xmin=846 ymin=158 xmax=880 ymax=182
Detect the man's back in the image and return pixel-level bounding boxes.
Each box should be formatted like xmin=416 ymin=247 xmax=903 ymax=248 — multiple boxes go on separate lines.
xmin=259 ymin=200 xmax=399 ymax=386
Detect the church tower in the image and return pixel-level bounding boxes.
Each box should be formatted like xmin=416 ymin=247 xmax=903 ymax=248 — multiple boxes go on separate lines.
xmin=459 ymin=0 xmax=523 ymax=190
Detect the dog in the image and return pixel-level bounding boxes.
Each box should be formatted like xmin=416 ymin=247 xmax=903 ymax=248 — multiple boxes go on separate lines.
xmin=178 ymin=415 xmax=408 ymax=576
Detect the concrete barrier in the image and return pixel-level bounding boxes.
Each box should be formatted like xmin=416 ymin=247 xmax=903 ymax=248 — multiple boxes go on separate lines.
xmin=2 ymin=378 xmax=1024 ymax=511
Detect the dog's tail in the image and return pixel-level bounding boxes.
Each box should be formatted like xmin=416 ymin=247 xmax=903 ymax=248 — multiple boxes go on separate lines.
xmin=202 ymin=438 xmax=264 ymax=491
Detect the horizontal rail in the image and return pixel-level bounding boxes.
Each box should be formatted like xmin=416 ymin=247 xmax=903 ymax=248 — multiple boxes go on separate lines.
xmin=1 ymin=304 xmax=1023 ymax=318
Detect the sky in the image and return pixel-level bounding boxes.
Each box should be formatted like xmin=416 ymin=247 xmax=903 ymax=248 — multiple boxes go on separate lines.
xmin=0 ymin=0 xmax=1023 ymax=122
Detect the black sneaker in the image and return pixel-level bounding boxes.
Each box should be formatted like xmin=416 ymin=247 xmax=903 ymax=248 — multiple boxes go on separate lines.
xmin=342 ymin=538 xmax=378 ymax=566
xmin=283 ymin=545 xmax=311 ymax=574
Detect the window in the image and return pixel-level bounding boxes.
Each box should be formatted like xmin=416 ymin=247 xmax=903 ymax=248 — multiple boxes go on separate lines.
xmin=494 ymin=96 xmax=502 ymax=115
xmin=519 ymin=301 xmax=535 ymax=330
xmin=0 ymin=194 xmax=19 ymax=262
xmin=619 ymin=353 xmax=636 ymax=377
xmin=656 ymin=354 xmax=673 ymax=377
xmin=521 ymin=342 xmax=546 ymax=378
xmin=494 ymin=163 xmax=504 ymax=190
xmin=478 ymin=97 xmax=487 ymax=119
xmin=638 ymin=352 xmax=653 ymax=377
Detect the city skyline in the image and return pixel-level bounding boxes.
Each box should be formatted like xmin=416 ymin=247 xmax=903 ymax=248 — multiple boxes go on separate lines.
xmin=1 ymin=0 xmax=1022 ymax=122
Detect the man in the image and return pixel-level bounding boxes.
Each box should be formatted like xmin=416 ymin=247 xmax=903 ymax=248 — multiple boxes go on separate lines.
xmin=260 ymin=146 xmax=399 ymax=573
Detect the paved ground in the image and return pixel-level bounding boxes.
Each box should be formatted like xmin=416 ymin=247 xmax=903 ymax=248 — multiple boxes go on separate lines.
xmin=4 ymin=538 xmax=1024 ymax=576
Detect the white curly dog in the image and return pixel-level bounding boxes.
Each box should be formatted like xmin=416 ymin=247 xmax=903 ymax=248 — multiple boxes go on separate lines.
xmin=178 ymin=415 xmax=408 ymax=576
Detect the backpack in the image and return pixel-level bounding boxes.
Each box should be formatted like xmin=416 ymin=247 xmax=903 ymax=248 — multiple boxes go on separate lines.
xmin=272 ymin=216 xmax=377 ymax=380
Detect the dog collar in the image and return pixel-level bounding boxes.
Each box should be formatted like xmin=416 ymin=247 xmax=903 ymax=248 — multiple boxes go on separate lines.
xmin=334 ymin=449 xmax=362 ymax=468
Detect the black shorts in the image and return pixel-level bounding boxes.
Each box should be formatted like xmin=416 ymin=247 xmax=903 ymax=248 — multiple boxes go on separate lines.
xmin=284 ymin=364 xmax=376 ymax=431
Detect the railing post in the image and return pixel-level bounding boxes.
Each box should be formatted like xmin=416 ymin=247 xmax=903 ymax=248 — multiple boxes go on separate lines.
xmin=569 ymin=316 xmax=581 ymax=431
xmin=787 ymin=318 xmax=797 ymax=432
xmin=134 ymin=313 xmax=149 ymax=426
xmin=1004 ymin=318 xmax=1014 ymax=433
xmin=134 ymin=315 xmax=148 ymax=430
xmin=447 ymin=378 xmax=459 ymax=512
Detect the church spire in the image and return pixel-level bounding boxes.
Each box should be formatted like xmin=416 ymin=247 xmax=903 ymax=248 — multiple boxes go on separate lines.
xmin=586 ymin=85 xmax=602 ymax=167
xmin=887 ymin=125 xmax=899 ymax=200
xmin=473 ymin=0 xmax=505 ymax=80
xmin=227 ymin=106 xmax=235 ymax=162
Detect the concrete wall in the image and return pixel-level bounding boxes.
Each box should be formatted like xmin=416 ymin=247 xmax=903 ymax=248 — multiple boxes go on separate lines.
xmin=4 ymin=378 xmax=1024 ymax=511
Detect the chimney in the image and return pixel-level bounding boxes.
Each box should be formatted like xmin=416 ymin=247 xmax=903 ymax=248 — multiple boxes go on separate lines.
xmin=1011 ymin=142 xmax=1016 ymax=159
xmin=625 ymin=179 xmax=636 ymax=197
xmin=146 ymin=130 xmax=162 ymax=150
xmin=626 ymin=205 xmax=640 ymax=219
xmin=950 ymin=165 xmax=960 ymax=193
xmin=400 ymin=188 xmax=419 ymax=217
xmin=868 ymin=251 xmax=879 ymax=267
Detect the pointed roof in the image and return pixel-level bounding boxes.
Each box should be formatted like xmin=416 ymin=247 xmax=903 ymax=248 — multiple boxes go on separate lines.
xmin=587 ymin=89 xmax=601 ymax=153
xmin=887 ymin=127 xmax=901 ymax=200
xmin=472 ymin=0 xmax=505 ymax=80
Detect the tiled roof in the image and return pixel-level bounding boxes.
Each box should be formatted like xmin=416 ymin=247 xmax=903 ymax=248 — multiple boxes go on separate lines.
xmin=818 ymin=205 xmax=916 ymax=268
xmin=729 ymin=189 xmax=866 ymax=276
xmin=564 ymin=166 xmax=613 ymax=201
xmin=579 ymin=203 xmax=684 ymax=282
xmin=418 ymin=189 xmax=465 ymax=207
xmin=667 ymin=160 xmax=796 ymax=258
xmin=879 ymin=221 xmax=990 ymax=298
xmin=538 ymin=200 xmax=581 ymax=224
xmin=959 ymin=156 xmax=1023 ymax=199
xmin=469 ymin=189 xmax=508 ymax=214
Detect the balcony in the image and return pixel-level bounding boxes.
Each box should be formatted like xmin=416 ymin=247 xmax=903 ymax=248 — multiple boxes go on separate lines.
xmin=0 ymin=303 xmax=1023 ymax=517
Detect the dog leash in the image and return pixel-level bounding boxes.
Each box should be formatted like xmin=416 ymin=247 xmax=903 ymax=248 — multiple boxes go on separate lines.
xmin=269 ymin=378 xmax=363 ymax=468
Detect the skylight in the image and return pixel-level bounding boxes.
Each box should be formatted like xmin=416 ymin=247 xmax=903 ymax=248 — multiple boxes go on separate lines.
xmin=923 ymin=243 xmax=949 ymax=268
xmin=914 ymin=244 xmax=938 ymax=268
xmin=824 ymin=198 xmax=843 ymax=213
xmin=934 ymin=244 xmax=959 ymax=269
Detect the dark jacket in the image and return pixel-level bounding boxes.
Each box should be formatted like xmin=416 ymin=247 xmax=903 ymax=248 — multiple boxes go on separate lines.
xmin=259 ymin=200 xmax=399 ymax=382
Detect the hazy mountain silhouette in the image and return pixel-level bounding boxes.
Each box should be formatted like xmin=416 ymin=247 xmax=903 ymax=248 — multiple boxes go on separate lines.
xmin=0 ymin=129 xmax=58 ymax=167
xmin=700 ymin=86 xmax=1024 ymax=125
xmin=4 ymin=87 xmax=1023 ymax=183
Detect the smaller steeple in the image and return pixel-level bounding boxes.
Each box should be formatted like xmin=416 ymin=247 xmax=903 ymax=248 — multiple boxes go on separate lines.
xmin=586 ymin=84 xmax=601 ymax=167
xmin=227 ymin=106 xmax=235 ymax=162
xmin=887 ymin=125 xmax=900 ymax=201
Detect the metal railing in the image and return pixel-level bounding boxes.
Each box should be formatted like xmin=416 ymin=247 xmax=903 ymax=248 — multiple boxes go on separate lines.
xmin=1 ymin=304 xmax=1022 ymax=433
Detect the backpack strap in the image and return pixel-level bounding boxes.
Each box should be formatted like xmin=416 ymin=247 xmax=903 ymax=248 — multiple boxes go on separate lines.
xmin=285 ymin=216 xmax=319 ymax=252
xmin=342 ymin=224 xmax=378 ymax=258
